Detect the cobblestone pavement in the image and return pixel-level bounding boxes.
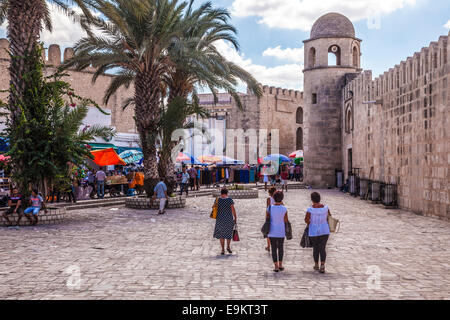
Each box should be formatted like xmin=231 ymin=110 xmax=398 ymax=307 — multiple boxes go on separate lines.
xmin=1 ymin=189 xmax=449 ymax=300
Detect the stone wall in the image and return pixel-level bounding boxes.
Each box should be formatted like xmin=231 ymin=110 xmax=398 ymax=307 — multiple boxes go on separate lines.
xmin=342 ymin=32 xmax=450 ymax=218
xmin=0 ymin=40 xmax=137 ymax=135
xmin=199 ymin=86 xmax=303 ymax=162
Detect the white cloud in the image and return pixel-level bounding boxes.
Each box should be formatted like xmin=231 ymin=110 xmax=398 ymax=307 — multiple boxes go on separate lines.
xmin=263 ymin=46 xmax=304 ymax=64
xmin=230 ymin=0 xmax=417 ymax=31
xmin=445 ymin=20 xmax=450 ymax=29
xmin=215 ymin=40 xmax=302 ymax=90
xmin=0 ymin=5 xmax=98 ymax=48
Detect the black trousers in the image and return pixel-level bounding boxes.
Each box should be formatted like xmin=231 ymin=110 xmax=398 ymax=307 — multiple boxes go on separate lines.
xmin=310 ymin=234 xmax=329 ymax=263
xmin=269 ymin=237 xmax=285 ymax=263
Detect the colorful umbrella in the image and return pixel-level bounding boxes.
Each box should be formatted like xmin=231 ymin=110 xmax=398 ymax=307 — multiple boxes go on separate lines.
xmin=0 ymin=154 xmax=11 ymax=162
xmin=91 ymin=148 xmax=127 ymax=166
xmin=119 ymin=150 xmax=144 ymax=164
xmin=289 ymin=150 xmax=304 ymax=158
xmin=263 ymin=154 xmax=291 ymax=163
xmin=176 ymin=152 xmax=191 ymax=163
xmin=178 ymin=152 xmax=204 ymax=165
xmin=219 ymin=156 xmax=245 ymax=165
xmin=197 ymin=155 xmax=223 ymax=164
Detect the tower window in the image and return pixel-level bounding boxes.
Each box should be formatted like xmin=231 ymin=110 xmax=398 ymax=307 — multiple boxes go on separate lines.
xmin=296 ymin=107 xmax=303 ymax=124
xmin=308 ymin=47 xmax=316 ymax=68
xmin=352 ymin=46 xmax=359 ymax=68
xmin=328 ymin=45 xmax=341 ymax=66
xmin=312 ymin=93 xmax=317 ymax=104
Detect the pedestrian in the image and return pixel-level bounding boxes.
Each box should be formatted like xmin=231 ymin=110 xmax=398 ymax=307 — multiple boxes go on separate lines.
xmin=24 ymin=189 xmax=48 ymax=226
xmin=179 ymin=167 xmax=189 ymax=196
xmin=188 ymin=166 xmax=197 ymax=191
xmin=289 ymin=165 xmax=295 ymax=180
xmin=267 ymin=191 xmax=288 ymax=272
xmin=152 ymin=178 xmax=168 ymax=215
xmin=213 ymin=188 xmax=237 ymax=255
xmin=264 ymin=187 xmax=277 ymax=252
xmin=295 ymin=165 xmax=301 ymax=181
xmin=262 ymin=166 xmax=269 ymax=191
xmin=87 ymin=169 xmax=96 ymax=198
xmin=304 ymin=192 xmax=331 ymax=274
xmin=2 ymin=187 xmax=23 ymax=226
xmin=96 ymin=167 xmax=106 ymax=198
xmin=281 ymin=166 xmax=289 ymax=192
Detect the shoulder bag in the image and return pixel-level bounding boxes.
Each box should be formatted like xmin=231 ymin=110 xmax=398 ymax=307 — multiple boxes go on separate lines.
xmin=210 ymin=197 xmax=219 ymax=219
xmin=261 ymin=206 xmax=271 ymax=237
xmin=327 ymin=214 xmax=340 ymax=233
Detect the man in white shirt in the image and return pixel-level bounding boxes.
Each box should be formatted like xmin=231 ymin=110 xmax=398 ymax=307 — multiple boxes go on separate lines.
xmin=96 ymin=168 xmax=107 ymax=198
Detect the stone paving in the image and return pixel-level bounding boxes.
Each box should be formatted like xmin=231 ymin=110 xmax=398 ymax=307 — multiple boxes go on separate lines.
xmin=0 ymin=189 xmax=449 ymax=300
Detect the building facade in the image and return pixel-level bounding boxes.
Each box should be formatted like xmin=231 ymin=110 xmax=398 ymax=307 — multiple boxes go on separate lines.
xmin=0 ymin=40 xmax=140 ymax=152
xmin=302 ymin=13 xmax=449 ymax=219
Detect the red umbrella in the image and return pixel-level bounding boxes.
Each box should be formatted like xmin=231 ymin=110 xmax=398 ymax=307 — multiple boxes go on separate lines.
xmin=176 ymin=152 xmax=191 ymax=163
xmin=91 ymin=148 xmax=126 ymax=166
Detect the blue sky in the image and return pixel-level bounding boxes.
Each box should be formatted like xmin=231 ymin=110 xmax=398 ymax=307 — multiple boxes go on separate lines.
xmin=1 ymin=0 xmax=449 ymax=91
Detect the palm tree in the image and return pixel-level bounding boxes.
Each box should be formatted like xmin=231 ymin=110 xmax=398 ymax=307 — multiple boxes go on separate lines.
xmin=0 ymin=0 xmax=96 ymax=122
xmin=159 ymin=1 xmax=262 ymax=185
xmin=63 ymin=0 xmax=188 ymax=195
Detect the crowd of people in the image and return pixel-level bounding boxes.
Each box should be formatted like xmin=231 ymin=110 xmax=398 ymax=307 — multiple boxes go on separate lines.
xmin=173 ymin=163 xmax=304 ymax=195
xmin=211 ymin=188 xmax=332 ymax=274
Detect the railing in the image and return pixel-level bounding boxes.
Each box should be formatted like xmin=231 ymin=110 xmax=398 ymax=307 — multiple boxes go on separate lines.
xmin=370 ymin=181 xmax=382 ymax=203
xmin=359 ymin=178 xmax=369 ymax=199
xmin=381 ymin=183 xmax=398 ymax=208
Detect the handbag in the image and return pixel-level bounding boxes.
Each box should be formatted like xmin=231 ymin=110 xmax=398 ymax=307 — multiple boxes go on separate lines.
xmin=210 ymin=197 xmax=218 ymax=219
xmin=300 ymin=227 xmax=313 ymax=248
xmin=233 ymin=223 xmax=240 ymax=242
xmin=328 ymin=215 xmax=340 ymax=233
xmin=285 ymin=221 xmax=293 ymax=240
xmin=261 ymin=206 xmax=271 ymax=237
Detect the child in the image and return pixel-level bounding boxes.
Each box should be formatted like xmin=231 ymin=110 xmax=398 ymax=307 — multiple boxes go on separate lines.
xmin=24 ymin=189 xmax=48 ymax=225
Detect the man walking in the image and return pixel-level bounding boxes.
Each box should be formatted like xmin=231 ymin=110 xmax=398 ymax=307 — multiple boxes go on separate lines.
xmin=152 ymin=178 xmax=168 ymax=215
xmin=179 ymin=167 xmax=189 ymax=197
xmin=96 ymin=167 xmax=106 ymax=198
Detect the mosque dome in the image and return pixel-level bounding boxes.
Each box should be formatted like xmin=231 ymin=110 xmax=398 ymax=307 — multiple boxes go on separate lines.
xmin=310 ymin=13 xmax=355 ymax=39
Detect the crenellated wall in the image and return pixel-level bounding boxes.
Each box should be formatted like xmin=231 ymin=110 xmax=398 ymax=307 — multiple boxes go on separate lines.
xmin=198 ymin=84 xmax=304 ymax=161
xmin=342 ymin=32 xmax=450 ymax=219
xmin=0 ymin=40 xmax=137 ymax=136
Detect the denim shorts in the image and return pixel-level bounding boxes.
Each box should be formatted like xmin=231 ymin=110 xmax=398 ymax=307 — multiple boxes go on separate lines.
xmin=24 ymin=207 xmax=40 ymax=216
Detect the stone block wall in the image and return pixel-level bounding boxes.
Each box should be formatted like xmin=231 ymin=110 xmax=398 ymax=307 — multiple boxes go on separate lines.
xmin=0 ymin=40 xmax=137 ymax=135
xmin=342 ymin=32 xmax=450 ymax=219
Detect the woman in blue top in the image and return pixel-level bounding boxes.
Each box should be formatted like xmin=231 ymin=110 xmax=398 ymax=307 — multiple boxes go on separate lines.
xmin=266 ymin=191 xmax=288 ymax=272
xmin=305 ymin=192 xmax=331 ymax=274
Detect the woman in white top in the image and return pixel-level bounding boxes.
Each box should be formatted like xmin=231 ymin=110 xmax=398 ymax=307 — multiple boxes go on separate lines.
xmin=264 ymin=187 xmax=277 ymax=252
xmin=267 ymin=191 xmax=288 ymax=272
xmin=304 ymin=192 xmax=331 ymax=274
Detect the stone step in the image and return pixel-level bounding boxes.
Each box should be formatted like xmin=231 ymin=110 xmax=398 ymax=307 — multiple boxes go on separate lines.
xmin=65 ymin=200 xmax=126 ymax=211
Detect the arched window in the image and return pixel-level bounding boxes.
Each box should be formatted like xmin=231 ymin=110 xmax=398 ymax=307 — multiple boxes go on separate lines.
xmin=352 ymin=46 xmax=359 ymax=68
xmin=308 ymin=47 xmax=316 ymax=68
xmin=296 ymin=127 xmax=303 ymax=150
xmin=345 ymin=105 xmax=353 ymax=133
xmin=328 ymin=45 xmax=341 ymax=66
xmin=296 ymin=107 xmax=303 ymax=124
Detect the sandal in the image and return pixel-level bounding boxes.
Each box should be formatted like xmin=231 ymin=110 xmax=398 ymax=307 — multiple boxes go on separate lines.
xmin=279 ymin=267 xmax=285 ymax=271
xmin=273 ymin=269 xmax=279 ymax=273
xmin=221 ymin=251 xmax=225 ymax=255
xmin=227 ymin=248 xmax=232 ymax=254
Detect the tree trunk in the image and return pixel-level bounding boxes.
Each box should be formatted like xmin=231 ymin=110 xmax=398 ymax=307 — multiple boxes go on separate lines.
xmin=134 ymin=71 xmax=162 ymax=197
xmin=158 ymin=140 xmax=177 ymax=195
xmin=7 ymin=0 xmax=45 ymax=120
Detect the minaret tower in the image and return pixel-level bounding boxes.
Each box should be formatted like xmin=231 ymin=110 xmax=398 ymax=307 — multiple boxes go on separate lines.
xmin=303 ymin=13 xmax=362 ymax=187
